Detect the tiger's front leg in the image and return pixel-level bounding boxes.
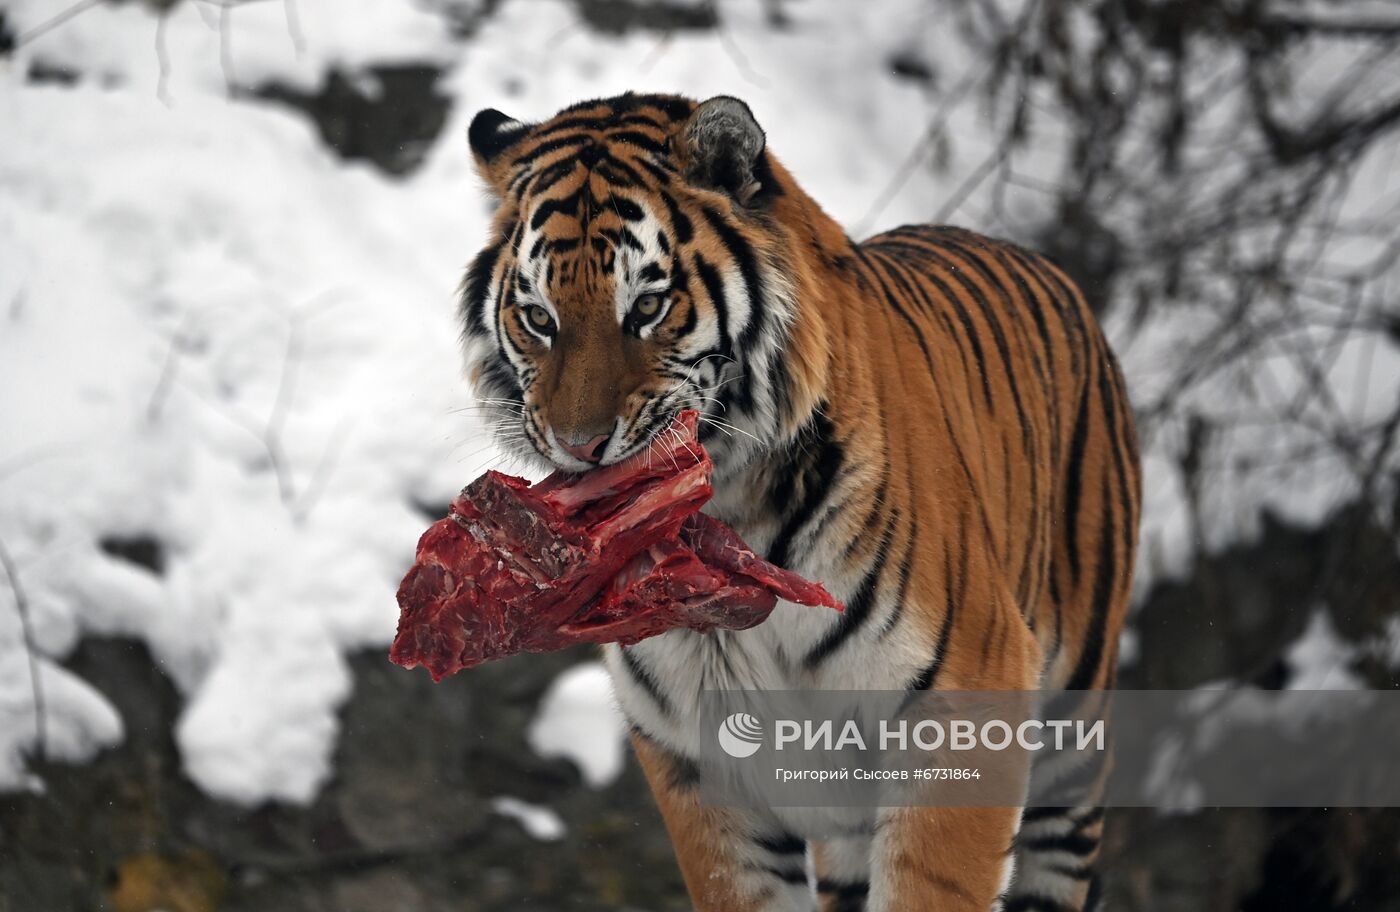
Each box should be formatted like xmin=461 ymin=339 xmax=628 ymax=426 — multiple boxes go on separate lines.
xmin=868 ymin=806 xmax=1021 ymax=911
xmin=860 ymin=576 xmax=1038 ymax=911
xmin=632 ymin=732 xmax=816 ymax=912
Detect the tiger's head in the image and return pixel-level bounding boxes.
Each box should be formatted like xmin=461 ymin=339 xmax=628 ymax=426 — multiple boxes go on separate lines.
xmin=459 ymin=93 xmax=828 ymax=477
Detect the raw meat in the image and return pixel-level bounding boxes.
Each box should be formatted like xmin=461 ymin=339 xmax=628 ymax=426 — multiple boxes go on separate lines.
xmin=390 ymin=410 xmax=842 ymax=680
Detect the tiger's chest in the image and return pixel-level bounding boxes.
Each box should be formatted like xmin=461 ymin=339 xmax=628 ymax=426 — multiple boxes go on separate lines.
xmin=603 ymin=468 xmax=929 ymax=753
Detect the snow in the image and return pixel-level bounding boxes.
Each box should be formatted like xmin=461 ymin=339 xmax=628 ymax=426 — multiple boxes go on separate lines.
xmin=0 ymin=651 xmax=124 ymax=795
xmin=491 ymin=795 xmax=568 ymax=841
xmin=1285 ymin=610 xmax=1365 ymax=691
xmin=0 ymin=4 xmax=482 ymax=799
xmin=1 ymin=0 xmax=1393 ymax=800
xmin=528 ymin=662 xmax=629 ymax=788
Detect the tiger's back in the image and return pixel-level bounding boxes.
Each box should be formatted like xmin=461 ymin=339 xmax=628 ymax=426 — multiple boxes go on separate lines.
xmin=854 ymin=222 xmax=1140 ymax=696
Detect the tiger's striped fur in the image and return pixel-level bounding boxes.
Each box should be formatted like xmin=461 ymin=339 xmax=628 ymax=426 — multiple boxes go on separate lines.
xmin=460 ymin=92 xmax=1140 ymax=912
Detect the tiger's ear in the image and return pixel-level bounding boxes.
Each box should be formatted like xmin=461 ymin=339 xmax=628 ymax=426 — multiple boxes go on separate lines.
xmin=468 ymin=108 xmax=532 ymax=195
xmin=678 ymin=96 xmax=767 ymax=206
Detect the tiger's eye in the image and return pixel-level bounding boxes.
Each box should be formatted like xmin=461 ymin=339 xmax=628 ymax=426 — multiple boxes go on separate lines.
xmin=528 ymin=305 xmax=552 ymax=329
xmin=636 ymin=294 xmax=662 ymax=317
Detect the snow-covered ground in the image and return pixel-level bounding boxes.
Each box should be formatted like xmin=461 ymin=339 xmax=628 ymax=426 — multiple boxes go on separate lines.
xmin=1 ymin=0 xmax=1396 ymax=803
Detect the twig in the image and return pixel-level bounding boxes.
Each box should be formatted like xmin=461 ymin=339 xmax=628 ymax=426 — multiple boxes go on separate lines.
xmin=264 ymin=316 xmax=305 ymax=510
xmin=155 ymin=10 xmax=173 ymax=106
xmin=933 ymin=130 xmax=1014 ymax=224
xmin=292 ymin=415 xmax=354 ymax=524
xmin=0 ymin=537 xmax=46 ymax=762
xmin=283 ymin=0 xmax=305 ymax=56
xmin=714 ymin=16 xmax=768 ymax=88
xmin=146 ymin=330 xmax=185 ymax=426
xmin=12 ymin=0 xmax=102 ymax=50
xmin=851 ymin=60 xmax=991 ymax=237
xmin=219 ymin=1 xmax=238 ymax=98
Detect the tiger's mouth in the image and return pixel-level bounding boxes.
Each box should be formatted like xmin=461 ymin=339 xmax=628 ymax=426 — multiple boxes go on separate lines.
xmin=597 ymin=407 xmax=687 ymax=469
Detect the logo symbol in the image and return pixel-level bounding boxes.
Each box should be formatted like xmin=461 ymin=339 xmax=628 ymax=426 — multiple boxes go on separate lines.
xmin=718 ymin=712 xmax=764 ymax=758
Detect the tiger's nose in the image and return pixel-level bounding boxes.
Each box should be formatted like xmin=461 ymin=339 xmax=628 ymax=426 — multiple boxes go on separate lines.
xmin=559 ymin=433 xmax=611 ymax=464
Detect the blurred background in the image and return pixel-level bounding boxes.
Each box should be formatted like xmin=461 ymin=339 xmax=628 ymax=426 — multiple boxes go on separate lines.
xmin=1 ymin=0 xmax=1398 ymax=909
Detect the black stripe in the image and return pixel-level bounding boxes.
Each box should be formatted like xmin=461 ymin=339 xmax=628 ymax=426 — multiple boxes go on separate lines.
xmin=531 ymin=187 xmax=583 ymax=229
xmin=1001 ymin=895 xmax=1079 ymax=912
xmin=914 ymin=240 xmax=1027 ymax=428
xmin=935 ymin=394 xmax=1002 ymax=561
xmin=1018 ymin=829 xmax=1101 ymax=857
xmin=755 ymin=833 xmax=806 ymax=856
xmin=509 ymin=133 xmax=589 ymax=168
xmin=842 ymin=473 xmax=889 ymax=560
xmin=1065 ymin=469 xmax=1115 ymax=691
xmin=533 ymin=110 xmax=665 ymax=135
xmin=767 ymin=410 xmax=844 ymax=569
xmin=678 ymin=297 xmax=698 ymax=336
xmin=922 ymin=237 xmax=1047 ymax=603
xmin=986 ymin=247 xmax=1057 ymax=403
xmin=1020 ymin=805 xmax=1072 ymax=823
xmin=904 ymin=539 xmax=963 ymax=695
xmin=1062 ymin=378 xmax=1093 ymax=586
xmin=865 ymin=246 xmax=976 ymax=400
xmin=874 ymin=514 xmax=918 ymax=638
xmin=817 ymin=879 xmax=870 ymax=896
xmin=1085 ymin=872 xmax=1103 ymax=910
xmin=761 ymin=865 xmax=809 ymax=885
xmin=604 ymin=194 xmax=645 ymax=222
xmin=1011 ymin=247 xmax=1089 ymax=377
xmin=605 ymin=129 xmax=669 ymax=154
xmin=461 ymin=241 xmax=503 ymax=335
xmin=631 ymin=726 xmax=701 ymax=788
xmin=699 ymin=207 xmax=767 ymax=351
xmin=1031 ymin=751 xmax=1108 ymax=809
xmin=870 ymin=243 xmax=993 ymax=410
xmin=1100 ymin=357 xmax=1139 ymax=575
xmin=619 ymin=647 xmax=672 ymax=716
xmin=638 ymin=156 xmax=675 ymax=185
xmin=658 ymin=189 xmax=693 ymax=242
xmin=804 ymin=510 xmax=899 ymax=669
xmin=817 ymin=878 xmax=870 ymax=912
xmin=529 ymin=159 xmax=578 ymax=197
xmin=980 ymin=596 xmax=1002 ymax=662
xmin=851 ymin=247 xmax=940 ymax=387
xmin=694 ymin=254 xmax=733 ymax=355
xmin=598 ymin=152 xmax=646 ymax=187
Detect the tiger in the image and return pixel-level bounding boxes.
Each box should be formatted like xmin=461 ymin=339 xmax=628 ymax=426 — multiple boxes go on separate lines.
xmin=458 ymin=92 xmax=1141 ymax=912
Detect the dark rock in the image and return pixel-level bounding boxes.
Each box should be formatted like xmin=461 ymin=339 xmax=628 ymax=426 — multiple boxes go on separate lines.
xmin=572 ymin=0 xmax=717 ymax=34
xmin=255 ymin=65 xmax=452 ymax=177
xmin=99 ymin=534 xmax=166 ymax=575
xmin=0 ymin=638 xmax=689 ymax=911
xmin=26 ymin=59 xmax=80 ymax=86
xmin=888 ymin=52 xmax=934 ymax=84
xmin=1120 ymin=505 xmax=1400 ymax=691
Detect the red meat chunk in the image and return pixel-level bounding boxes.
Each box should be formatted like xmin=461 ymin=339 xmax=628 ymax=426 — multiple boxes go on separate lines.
xmin=390 ymin=410 xmax=842 ymax=680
